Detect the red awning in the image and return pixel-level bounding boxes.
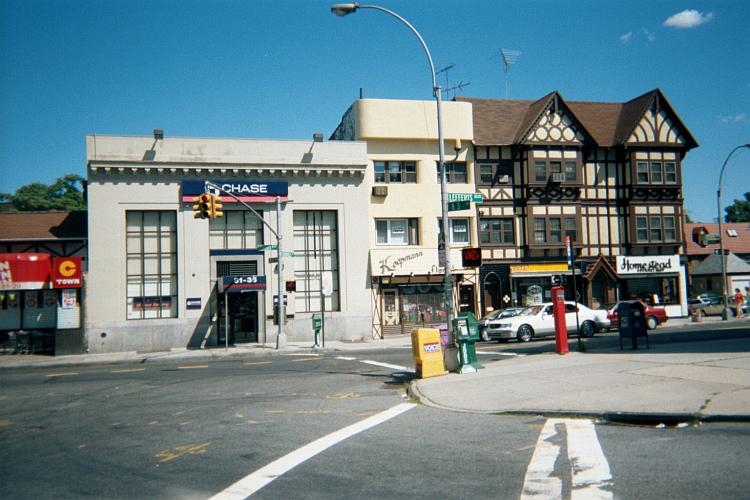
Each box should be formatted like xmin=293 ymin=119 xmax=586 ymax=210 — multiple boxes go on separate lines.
xmin=0 ymin=253 xmax=52 ymax=290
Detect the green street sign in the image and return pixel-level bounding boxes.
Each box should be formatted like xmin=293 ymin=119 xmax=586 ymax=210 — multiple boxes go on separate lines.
xmin=448 ymin=200 xmax=471 ymax=211
xmin=448 ymin=193 xmax=483 ymax=203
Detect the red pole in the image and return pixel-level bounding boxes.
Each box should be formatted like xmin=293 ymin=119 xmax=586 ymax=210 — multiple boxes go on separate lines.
xmin=552 ymin=285 xmax=568 ymax=354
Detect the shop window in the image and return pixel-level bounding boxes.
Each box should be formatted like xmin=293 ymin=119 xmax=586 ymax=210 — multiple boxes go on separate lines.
xmin=437 ymin=218 xmax=470 ymax=245
xmin=209 ymin=210 xmax=264 ymax=249
xmin=376 ymin=218 xmax=419 ymax=245
xmin=374 ymin=161 xmax=417 ymax=183
xmin=292 ymin=210 xmax=340 ymax=313
xmin=480 ymin=218 xmax=514 ymax=245
xmin=126 ymin=211 xmax=178 ymax=320
xmin=437 ymin=162 xmax=467 ymax=183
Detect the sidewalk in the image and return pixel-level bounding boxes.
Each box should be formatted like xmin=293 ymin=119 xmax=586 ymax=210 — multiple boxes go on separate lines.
xmin=411 ymin=323 xmax=750 ymax=423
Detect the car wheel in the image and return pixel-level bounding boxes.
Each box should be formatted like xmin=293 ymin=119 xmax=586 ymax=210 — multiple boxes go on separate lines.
xmin=517 ymin=324 xmax=534 ymax=343
xmin=481 ymin=330 xmax=490 ymax=342
xmin=580 ymin=320 xmax=596 ymax=338
xmin=646 ymin=316 xmax=658 ymax=330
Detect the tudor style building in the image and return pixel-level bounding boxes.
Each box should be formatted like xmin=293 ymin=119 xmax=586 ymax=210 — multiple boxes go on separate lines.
xmin=457 ymin=89 xmax=698 ymax=317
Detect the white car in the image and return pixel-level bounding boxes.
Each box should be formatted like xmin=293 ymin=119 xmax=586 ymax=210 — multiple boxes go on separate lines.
xmin=484 ymin=302 xmax=609 ymax=343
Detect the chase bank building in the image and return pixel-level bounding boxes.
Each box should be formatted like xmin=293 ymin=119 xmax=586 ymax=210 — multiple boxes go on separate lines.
xmin=86 ymin=133 xmax=369 ymax=353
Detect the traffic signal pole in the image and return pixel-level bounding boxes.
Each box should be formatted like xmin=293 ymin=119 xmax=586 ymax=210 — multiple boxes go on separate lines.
xmin=203 ymin=182 xmax=287 ymax=349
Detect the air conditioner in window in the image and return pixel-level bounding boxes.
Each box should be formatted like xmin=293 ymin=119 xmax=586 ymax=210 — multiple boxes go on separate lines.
xmin=497 ymin=174 xmax=510 ymax=184
xmin=372 ymin=186 xmax=388 ymax=197
xmin=550 ymin=173 xmax=566 ymax=183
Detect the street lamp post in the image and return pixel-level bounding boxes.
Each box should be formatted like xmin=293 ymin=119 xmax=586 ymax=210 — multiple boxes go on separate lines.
xmin=331 ymin=3 xmax=456 ymax=348
xmin=717 ymin=143 xmax=750 ymax=320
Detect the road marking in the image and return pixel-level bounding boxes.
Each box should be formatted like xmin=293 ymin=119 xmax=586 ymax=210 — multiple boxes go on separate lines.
xmin=521 ymin=419 xmax=613 ymax=500
xmin=335 ymin=356 xmax=356 ymax=361
xmin=360 ymin=360 xmax=413 ymax=372
xmin=325 ymin=392 xmax=359 ymax=400
xmin=210 ymin=403 xmax=416 ymax=499
xmin=111 ymin=368 xmax=145 ymax=373
xmin=291 ymin=357 xmax=320 ymax=362
xmin=155 ymin=442 xmax=211 ymax=463
xmin=244 ymin=361 xmax=272 ymax=366
xmin=46 ymin=372 xmax=79 ymax=378
xmin=177 ymin=365 xmax=209 ymax=370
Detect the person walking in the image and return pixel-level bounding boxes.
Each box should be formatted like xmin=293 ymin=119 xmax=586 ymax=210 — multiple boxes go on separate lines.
xmin=733 ymin=288 xmax=745 ymax=318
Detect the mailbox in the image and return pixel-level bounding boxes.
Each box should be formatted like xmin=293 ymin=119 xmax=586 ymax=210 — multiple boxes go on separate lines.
xmin=451 ymin=312 xmax=483 ymax=373
xmin=551 ymin=285 xmax=568 ymax=354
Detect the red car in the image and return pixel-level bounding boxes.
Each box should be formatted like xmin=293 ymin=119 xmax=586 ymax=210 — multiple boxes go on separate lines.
xmin=607 ymin=300 xmax=668 ymax=330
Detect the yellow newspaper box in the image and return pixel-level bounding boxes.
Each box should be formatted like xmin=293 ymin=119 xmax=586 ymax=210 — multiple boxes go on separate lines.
xmin=411 ymin=328 xmax=447 ymax=379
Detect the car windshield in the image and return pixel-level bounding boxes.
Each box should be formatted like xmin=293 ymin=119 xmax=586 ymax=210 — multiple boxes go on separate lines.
xmin=519 ymin=305 xmax=543 ymax=316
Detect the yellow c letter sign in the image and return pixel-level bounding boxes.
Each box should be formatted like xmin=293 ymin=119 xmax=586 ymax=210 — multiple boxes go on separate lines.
xmin=58 ymin=259 xmax=77 ymax=277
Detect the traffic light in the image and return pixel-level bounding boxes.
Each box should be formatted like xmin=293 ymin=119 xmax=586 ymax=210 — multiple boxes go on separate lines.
xmin=211 ymin=194 xmax=223 ymax=218
xmin=194 ymin=193 xmax=211 ymax=219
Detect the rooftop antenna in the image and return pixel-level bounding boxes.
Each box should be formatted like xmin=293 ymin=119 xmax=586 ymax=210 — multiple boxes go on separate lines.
xmin=500 ymin=48 xmax=521 ymax=98
xmin=444 ymin=81 xmax=471 ymax=100
xmin=436 ymin=63 xmax=455 ymax=91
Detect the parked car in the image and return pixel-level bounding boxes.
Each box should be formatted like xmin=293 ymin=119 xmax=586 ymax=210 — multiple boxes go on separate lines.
xmin=484 ymin=302 xmax=605 ymax=343
xmin=688 ymin=296 xmax=735 ymax=317
xmin=607 ymin=300 xmax=668 ymax=330
xmin=478 ymin=307 xmax=524 ymax=341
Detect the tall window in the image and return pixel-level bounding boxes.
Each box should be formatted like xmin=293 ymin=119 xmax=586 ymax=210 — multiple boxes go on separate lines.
xmin=209 ymin=210 xmax=264 ymax=249
xmin=126 ymin=211 xmax=177 ymax=319
xmin=635 ymin=215 xmax=677 ymax=243
xmin=437 ymin=162 xmax=467 ymax=183
xmin=437 ymin=218 xmax=470 ymax=244
xmin=293 ymin=210 xmax=340 ymax=313
xmin=480 ymin=218 xmax=514 ymax=245
xmin=376 ymin=218 xmax=419 ymax=245
xmin=374 ymin=161 xmax=416 ymax=183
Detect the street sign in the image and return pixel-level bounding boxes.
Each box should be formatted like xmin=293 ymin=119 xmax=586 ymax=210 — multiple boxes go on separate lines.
xmin=448 ymin=200 xmax=470 ymax=211
xmin=448 ymin=193 xmax=483 ymax=203
xmin=565 ymin=236 xmax=573 ymax=268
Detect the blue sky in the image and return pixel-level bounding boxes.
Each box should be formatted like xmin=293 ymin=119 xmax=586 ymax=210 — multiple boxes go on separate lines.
xmin=1 ymin=0 xmax=748 ymax=222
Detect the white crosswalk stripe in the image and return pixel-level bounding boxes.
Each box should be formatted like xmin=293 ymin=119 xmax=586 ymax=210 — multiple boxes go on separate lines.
xmin=522 ymin=418 xmax=613 ymax=500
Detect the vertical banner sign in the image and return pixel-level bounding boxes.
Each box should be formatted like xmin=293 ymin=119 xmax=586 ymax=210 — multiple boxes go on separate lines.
xmin=565 ymin=236 xmax=573 ymax=269
xmin=52 ymin=257 xmax=83 ymax=288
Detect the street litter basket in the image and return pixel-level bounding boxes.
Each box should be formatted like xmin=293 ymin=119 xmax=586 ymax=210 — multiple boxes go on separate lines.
xmin=411 ymin=328 xmax=447 ymax=379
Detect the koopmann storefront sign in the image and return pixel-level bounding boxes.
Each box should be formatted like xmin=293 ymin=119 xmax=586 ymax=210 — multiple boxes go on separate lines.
xmin=616 ymin=255 xmax=679 ymax=275
xmin=181 ymin=181 xmax=288 ymax=203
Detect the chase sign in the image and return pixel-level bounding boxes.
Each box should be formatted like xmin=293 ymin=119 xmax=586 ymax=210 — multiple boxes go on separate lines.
xmin=182 ymin=181 xmax=288 ymax=203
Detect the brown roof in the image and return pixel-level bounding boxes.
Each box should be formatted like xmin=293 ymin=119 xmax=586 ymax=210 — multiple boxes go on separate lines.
xmin=0 ymin=211 xmax=87 ymax=241
xmin=684 ymin=222 xmax=750 ymax=256
xmin=457 ymin=88 xmax=698 ymax=149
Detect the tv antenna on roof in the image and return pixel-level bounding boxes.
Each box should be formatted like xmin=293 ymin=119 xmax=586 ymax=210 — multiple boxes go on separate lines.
xmin=437 ymin=63 xmax=470 ymax=100
xmin=500 ymin=48 xmax=521 ymax=98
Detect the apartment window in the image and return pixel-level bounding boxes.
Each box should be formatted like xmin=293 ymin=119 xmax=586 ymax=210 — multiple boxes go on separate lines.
xmin=532 ymin=158 xmax=578 ymax=183
xmin=438 ymin=218 xmax=470 ymax=244
xmin=374 ymin=161 xmax=416 ymax=183
xmin=293 ymin=210 xmax=340 ymax=313
xmin=480 ymin=218 xmax=514 ymax=245
xmin=532 ymin=216 xmax=577 ymax=244
xmin=126 ymin=211 xmax=177 ymax=320
xmin=479 ymin=164 xmax=494 ymax=184
xmin=477 ymin=160 xmax=513 ymax=185
xmin=438 ymin=162 xmax=467 ymax=183
xmin=635 ymin=160 xmax=678 ymax=185
xmin=376 ymin=218 xmax=419 ymax=245
xmin=209 ymin=210 xmax=264 ymax=249
xmin=635 ymin=215 xmax=677 ymax=243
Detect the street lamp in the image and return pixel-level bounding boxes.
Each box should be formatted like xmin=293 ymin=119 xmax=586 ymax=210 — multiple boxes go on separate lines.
xmin=331 ymin=3 xmax=456 ymax=347
xmin=717 ymin=143 xmax=750 ymax=320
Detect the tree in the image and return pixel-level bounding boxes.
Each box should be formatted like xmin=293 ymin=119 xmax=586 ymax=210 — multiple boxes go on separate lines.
xmin=725 ymin=192 xmax=750 ymax=223
xmin=1 ymin=174 xmax=86 ymax=211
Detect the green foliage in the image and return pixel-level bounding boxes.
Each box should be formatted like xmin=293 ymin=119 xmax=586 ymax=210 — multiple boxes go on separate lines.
xmin=1 ymin=174 xmax=86 ymax=211
xmin=725 ymin=192 xmax=750 ymax=223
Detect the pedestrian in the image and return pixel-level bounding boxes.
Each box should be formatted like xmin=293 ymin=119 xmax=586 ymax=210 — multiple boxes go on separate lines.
xmin=733 ymin=288 xmax=744 ymax=318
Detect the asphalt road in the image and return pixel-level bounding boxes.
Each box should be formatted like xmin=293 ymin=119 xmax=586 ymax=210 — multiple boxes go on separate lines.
xmin=2 ymin=323 xmax=750 ymax=499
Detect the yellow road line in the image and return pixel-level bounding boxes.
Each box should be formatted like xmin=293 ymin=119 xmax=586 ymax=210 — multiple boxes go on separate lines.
xmin=177 ymin=365 xmax=209 ymax=370
xmin=46 ymin=372 xmax=79 ymax=378
xmin=245 ymin=361 xmax=273 ymax=366
xmin=111 ymin=368 xmax=146 ymax=373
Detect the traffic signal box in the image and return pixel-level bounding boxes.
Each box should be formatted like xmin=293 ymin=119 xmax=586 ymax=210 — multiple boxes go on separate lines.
xmin=411 ymin=328 xmax=446 ymax=378
xmin=211 ymin=195 xmax=223 ymax=218
xmin=192 ymin=193 xmax=224 ymax=219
